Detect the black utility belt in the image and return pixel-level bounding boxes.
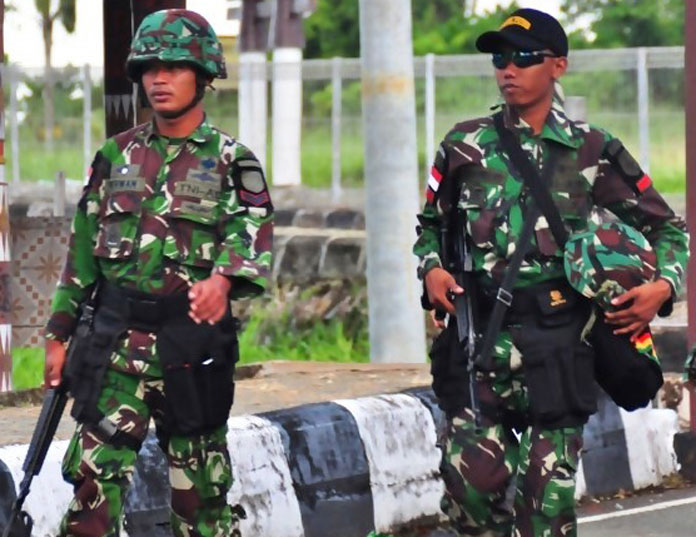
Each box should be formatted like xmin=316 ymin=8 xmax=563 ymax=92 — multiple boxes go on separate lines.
xmin=98 ymin=282 xmax=190 ymax=333
xmin=478 ymin=279 xmax=587 ymax=327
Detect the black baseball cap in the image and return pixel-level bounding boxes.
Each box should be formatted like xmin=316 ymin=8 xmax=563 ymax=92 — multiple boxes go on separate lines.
xmin=476 ymin=8 xmax=568 ymax=57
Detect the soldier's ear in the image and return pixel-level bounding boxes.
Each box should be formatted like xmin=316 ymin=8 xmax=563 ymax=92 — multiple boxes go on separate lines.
xmin=552 ymin=56 xmax=568 ymax=79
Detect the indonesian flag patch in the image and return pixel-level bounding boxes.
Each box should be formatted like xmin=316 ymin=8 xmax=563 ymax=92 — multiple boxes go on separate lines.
xmin=636 ymin=174 xmax=652 ymax=193
xmin=426 ymin=166 xmax=443 ymax=203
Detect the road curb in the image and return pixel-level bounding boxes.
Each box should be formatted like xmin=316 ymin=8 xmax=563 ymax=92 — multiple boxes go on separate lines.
xmin=0 ymin=389 xmax=681 ymax=536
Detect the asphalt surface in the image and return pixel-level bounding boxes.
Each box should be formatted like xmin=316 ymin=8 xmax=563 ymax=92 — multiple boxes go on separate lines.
xmin=577 ymin=486 xmax=696 ymax=537
xmin=414 ymin=486 xmax=696 ymax=537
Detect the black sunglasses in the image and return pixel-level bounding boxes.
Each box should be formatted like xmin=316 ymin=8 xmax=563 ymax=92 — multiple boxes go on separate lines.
xmin=492 ymin=50 xmax=558 ymax=69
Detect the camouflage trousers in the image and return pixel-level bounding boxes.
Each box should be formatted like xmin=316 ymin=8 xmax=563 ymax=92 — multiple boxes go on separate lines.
xmin=59 ymin=367 xmax=240 ymax=537
xmin=440 ymin=332 xmax=584 ymax=537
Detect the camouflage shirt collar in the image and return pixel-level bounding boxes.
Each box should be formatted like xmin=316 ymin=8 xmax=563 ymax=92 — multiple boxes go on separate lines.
xmin=501 ymin=100 xmax=582 ymax=150
xmin=142 ymin=115 xmax=215 ymax=146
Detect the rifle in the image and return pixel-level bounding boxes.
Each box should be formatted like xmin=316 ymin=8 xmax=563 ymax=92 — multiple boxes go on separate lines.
xmin=1 ymin=301 xmax=95 ymax=537
xmin=1 ymin=387 xmax=67 ymax=537
xmin=441 ymin=206 xmax=482 ymax=427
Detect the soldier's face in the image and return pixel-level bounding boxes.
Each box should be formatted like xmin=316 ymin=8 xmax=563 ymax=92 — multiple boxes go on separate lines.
xmin=494 ymin=48 xmax=568 ymax=108
xmin=141 ymin=62 xmax=198 ymax=116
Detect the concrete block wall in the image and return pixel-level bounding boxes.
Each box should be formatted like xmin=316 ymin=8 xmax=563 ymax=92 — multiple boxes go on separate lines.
xmin=0 ymin=389 xmax=680 ymax=537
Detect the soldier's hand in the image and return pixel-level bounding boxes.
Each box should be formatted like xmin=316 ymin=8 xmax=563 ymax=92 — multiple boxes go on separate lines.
xmin=429 ymin=310 xmax=447 ymax=330
xmin=188 ymin=274 xmax=232 ymax=324
xmin=44 ymin=339 xmax=67 ymax=388
xmin=604 ymin=279 xmax=672 ymax=340
xmin=425 ymin=267 xmax=463 ymax=316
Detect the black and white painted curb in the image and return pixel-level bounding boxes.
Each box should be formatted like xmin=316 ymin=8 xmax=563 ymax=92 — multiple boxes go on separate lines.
xmin=0 ymin=388 xmax=680 ymax=537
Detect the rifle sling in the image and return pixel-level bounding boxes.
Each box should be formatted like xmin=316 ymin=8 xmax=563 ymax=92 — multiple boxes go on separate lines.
xmin=494 ymin=111 xmax=569 ymax=247
xmin=473 ymin=112 xmax=561 ymax=370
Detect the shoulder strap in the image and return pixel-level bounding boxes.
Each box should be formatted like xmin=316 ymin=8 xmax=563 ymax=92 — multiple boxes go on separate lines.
xmin=474 ymin=113 xmax=561 ymax=371
xmin=493 ymin=111 xmax=569 ymax=248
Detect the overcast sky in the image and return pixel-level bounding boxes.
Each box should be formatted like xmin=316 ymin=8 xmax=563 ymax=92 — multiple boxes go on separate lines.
xmin=5 ymin=0 xmax=563 ymax=69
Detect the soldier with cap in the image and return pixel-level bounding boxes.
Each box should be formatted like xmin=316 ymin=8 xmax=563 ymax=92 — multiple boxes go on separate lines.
xmin=414 ymin=7 xmax=688 ymax=536
xmin=43 ymin=9 xmax=272 ymax=537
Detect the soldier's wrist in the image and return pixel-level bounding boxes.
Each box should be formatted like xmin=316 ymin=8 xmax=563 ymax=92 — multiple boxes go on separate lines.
xmin=210 ymin=273 xmax=232 ymax=294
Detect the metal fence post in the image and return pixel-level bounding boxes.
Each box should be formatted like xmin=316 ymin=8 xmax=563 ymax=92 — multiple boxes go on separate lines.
xmin=424 ymin=52 xmax=436 ymax=178
xmin=83 ymin=64 xmax=92 ymax=179
xmin=331 ymin=56 xmax=342 ymax=202
xmin=637 ymin=47 xmax=651 ymax=173
xmin=9 ymin=65 xmax=19 ymax=184
xmin=54 ymin=171 xmax=66 ymax=217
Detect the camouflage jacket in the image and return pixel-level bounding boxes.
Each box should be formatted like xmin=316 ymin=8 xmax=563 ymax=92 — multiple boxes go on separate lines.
xmin=46 ymin=117 xmax=273 ymax=342
xmin=413 ymin=100 xmax=688 ymax=295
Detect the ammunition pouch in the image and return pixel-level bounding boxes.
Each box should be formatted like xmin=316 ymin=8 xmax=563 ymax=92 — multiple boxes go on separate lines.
xmin=429 ymin=320 xmax=470 ymax=415
xmin=65 ymin=299 xmax=126 ymax=426
xmin=508 ymin=281 xmax=597 ymax=429
xmin=157 ymin=313 xmax=239 ymax=435
xmin=67 ymin=282 xmax=239 ymax=436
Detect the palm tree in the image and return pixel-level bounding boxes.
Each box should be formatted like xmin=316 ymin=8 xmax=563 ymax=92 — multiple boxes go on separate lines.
xmin=34 ymin=0 xmax=75 ymax=151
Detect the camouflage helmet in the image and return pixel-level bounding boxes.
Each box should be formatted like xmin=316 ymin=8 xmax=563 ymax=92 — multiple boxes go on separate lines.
xmin=563 ymin=222 xmax=657 ymax=311
xmin=126 ymin=9 xmax=227 ymax=81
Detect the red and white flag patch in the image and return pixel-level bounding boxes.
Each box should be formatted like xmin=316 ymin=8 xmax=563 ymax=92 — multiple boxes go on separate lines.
xmin=426 ymin=166 xmax=443 ymax=203
xmin=636 ymin=174 xmax=652 ymax=193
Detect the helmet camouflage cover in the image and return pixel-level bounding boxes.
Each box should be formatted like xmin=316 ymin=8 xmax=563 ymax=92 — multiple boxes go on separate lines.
xmin=126 ymin=9 xmax=227 ymax=80
xmin=564 ymin=222 xmax=657 ymax=311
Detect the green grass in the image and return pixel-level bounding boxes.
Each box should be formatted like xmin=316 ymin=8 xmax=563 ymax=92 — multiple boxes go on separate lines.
xmin=238 ymin=311 xmax=368 ymax=363
xmin=11 ymin=347 xmax=44 ymax=391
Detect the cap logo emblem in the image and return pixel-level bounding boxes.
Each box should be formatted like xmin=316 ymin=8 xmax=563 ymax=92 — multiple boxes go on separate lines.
xmin=500 ymin=16 xmax=532 ymax=31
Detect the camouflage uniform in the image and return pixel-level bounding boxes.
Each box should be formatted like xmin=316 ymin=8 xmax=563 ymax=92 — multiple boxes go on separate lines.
xmin=414 ymin=96 xmax=688 ymax=537
xmin=45 ymin=10 xmax=272 ymax=537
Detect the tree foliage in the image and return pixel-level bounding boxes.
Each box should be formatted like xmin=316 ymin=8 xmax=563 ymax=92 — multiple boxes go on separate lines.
xmin=33 ymin=0 xmax=77 ymax=150
xmin=304 ymin=0 xmax=684 ymax=59
xmin=304 ymin=0 xmax=360 ymax=59
xmin=561 ymin=0 xmax=683 ymax=49
xmin=304 ymin=0 xmax=519 ymax=59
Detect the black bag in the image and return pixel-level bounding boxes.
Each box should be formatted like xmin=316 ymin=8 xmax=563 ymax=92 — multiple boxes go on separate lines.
xmin=494 ymin=112 xmax=663 ymax=411
xmin=589 ymin=313 xmax=663 ymax=410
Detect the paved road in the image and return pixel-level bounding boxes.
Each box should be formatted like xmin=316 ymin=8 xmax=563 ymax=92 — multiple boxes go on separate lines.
xmin=578 ymin=486 xmax=696 ymax=537
xmin=418 ymin=486 xmax=696 ymax=537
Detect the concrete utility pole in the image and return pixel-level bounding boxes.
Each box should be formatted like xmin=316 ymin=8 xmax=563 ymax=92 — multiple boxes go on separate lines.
xmin=0 ymin=0 xmax=11 ymax=391
xmin=239 ymin=0 xmax=270 ymax=170
xmin=359 ymin=0 xmax=426 ymax=363
xmin=686 ymin=1 xmax=696 ymax=351
xmin=103 ymin=0 xmax=185 ymax=137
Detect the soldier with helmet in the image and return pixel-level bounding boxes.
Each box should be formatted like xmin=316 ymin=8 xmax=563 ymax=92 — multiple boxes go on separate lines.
xmin=414 ymin=7 xmax=688 ymax=537
xmin=43 ymin=9 xmax=272 ymax=537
